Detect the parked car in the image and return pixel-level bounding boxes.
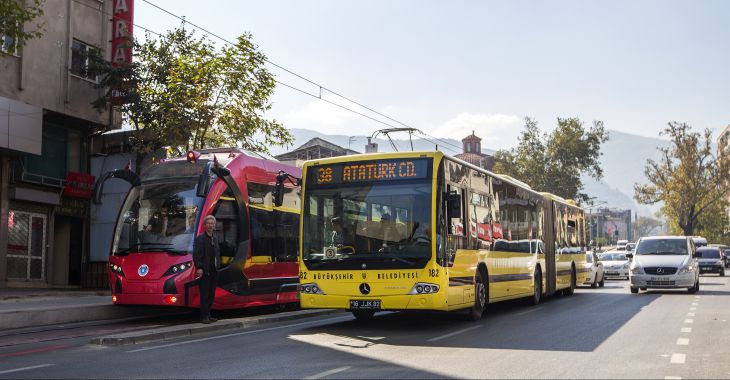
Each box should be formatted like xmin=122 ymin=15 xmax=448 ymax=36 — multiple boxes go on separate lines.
xmin=583 ymin=251 xmax=605 ymax=288
xmin=599 ymin=250 xmax=630 ymax=279
xmin=627 ymin=236 xmax=700 ymax=294
xmin=696 ymin=247 xmax=725 ymax=276
xmin=724 ymin=249 xmax=730 ymax=269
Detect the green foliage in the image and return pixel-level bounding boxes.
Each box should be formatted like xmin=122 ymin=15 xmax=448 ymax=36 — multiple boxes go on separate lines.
xmin=89 ymin=26 xmax=291 ymax=157
xmin=633 ymin=216 xmax=662 ymax=238
xmin=0 ymin=0 xmax=44 ymax=54
xmin=493 ymin=117 xmax=608 ymax=202
xmin=634 ymin=122 xmax=730 ymax=236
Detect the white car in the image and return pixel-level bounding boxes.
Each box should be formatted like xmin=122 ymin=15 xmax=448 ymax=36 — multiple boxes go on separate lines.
xmin=627 ymin=236 xmax=700 ymax=294
xmin=582 ymin=251 xmax=605 ymax=288
xmin=599 ymin=250 xmax=630 ymax=279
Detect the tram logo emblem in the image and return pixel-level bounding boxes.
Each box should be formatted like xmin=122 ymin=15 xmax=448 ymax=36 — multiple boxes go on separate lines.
xmin=359 ymin=283 xmax=371 ymax=295
xmin=138 ymin=264 xmax=150 ymax=277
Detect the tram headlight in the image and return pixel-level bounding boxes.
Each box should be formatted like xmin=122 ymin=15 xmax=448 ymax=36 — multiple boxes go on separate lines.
xmin=109 ymin=263 xmax=124 ymax=276
xmin=299 ymin=283 xmax=325 ymax=295
xmin=163 ymin=261 xmax=193 ymax=276
xmin=409 ymin=283 xmax=440 ymax=294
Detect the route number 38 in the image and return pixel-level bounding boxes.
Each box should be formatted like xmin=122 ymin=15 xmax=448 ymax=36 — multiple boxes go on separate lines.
xmin=317 ymin=168 xmax=332 ymax=184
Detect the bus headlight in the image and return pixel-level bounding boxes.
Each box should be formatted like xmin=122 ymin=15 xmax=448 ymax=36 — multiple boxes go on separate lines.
xmin=410 ymin=282 xmax=440 ymax=294
xmin=300 ymin=283 xmax=325 ymax=295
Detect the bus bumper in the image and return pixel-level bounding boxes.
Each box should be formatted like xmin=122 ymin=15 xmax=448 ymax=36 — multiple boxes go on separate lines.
xmin=300 ymin=293 xmax=449 ymax=311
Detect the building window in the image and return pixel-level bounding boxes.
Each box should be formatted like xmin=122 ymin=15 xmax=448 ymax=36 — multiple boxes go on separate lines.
xmin=1 ymin=34 xmax=19 ymax=56
xmin=70 ymin=39 xmax=98 ymax=81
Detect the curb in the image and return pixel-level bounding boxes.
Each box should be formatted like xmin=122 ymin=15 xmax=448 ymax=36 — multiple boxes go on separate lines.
xmin=90 ymin=309 xmax=343 ymax=346
xmin=0 ymin=304 xmax=187 ymax=331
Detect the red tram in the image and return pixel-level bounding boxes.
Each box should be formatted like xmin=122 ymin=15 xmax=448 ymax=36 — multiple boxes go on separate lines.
xmin=94 ymin=148 xmax=301 ymax=309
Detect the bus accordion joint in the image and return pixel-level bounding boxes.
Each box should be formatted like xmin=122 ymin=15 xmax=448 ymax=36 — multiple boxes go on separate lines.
xmin=273 ymin=170 xmax=301 ymax=207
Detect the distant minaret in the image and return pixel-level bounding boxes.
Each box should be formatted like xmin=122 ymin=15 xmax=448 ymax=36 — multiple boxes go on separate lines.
xmin=462 ymin=130 xmax=482 ymax=153
xmin=365 ymin=137 xmax=378 ymax=153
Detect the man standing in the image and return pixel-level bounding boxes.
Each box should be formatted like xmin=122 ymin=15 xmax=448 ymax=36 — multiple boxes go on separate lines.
xmin=193 ymin=215 xmax=220 ymax=323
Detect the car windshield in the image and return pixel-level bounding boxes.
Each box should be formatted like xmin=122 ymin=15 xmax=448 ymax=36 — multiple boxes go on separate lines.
xmin=696 ymin=249 xmax=720 ymax=259
xmin=302 ymin=179 xmax=433 ymax=270
xmin=635 ymin=239 xmax=688 ymax=255
xmin=599 ymin=252 xmax=628 ymax=261
xmin=112 ymin=181 xmax=203 ymax=255
xmin=585 ymin=253 xmax=593 ymax=263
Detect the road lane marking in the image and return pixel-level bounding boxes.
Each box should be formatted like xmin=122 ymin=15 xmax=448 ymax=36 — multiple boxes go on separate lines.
xmin=0 ymin=345 xmax=67 ymax=358
xmin=676 ymin=338 xmax=689 ymax=345
xmin=304 ymin=366 xmax=351 ymax=379
xmin=670 ymin=354 xmax=686 ymax=364
xmin=684 ymin=319 xmax=694 ymax=324
xmin=690 ymin=307 xmax=696 ymax=311
xmin=427 ymin=325 xmax=481 ymax=342
xmin=126 ymin=315 xmax=351 ymax=353
xmin=687 ymin=312 xmax=695 ymax=317
xmin=691 ymin=302 xmax=698 ymax=306
xmin=0 ymin=364 xmax=55 ymax=375
xmin=665 ymin=376 xmax=682 ymax=379
xmin=515 ymin=306 xmax=544 ymax=316
xmin=681 ymin=327 xmax=692 ymax=333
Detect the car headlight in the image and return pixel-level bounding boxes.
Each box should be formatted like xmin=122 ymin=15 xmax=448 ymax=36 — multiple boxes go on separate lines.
xmin=163 ymin=261 xmax=193 ymax=276
xmin=622 ymin=263 xmax=629 ymax=269
xmin=300 ymin=283 xmax=325 ymax=295
xmin=630 ymin=264 xmax=644 ymax=274
xmin=409 ymin=282 xmax=440 ymax=294
xmin=678 ymin=264 xmax=694 ymax=274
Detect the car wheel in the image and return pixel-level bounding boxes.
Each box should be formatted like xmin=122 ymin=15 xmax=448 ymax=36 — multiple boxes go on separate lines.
xmin=352 ymin=310 xmax=375 ymax=322
xmin=467 ymin=270 xmax=487 ymax=321
xmin=630 ymin=286 xmax=639 ymax=294
xmin=688 ymin=279 xmax=699 ymax=294
xmin=529 ymin=268 xmax=542 ymax=306
xmin=721 ymin=269 xmax=725 ymax=277
xmin=563 ymin=268 xmax=576 ymax=296
xmin=598 ymin=274 xmax=605 ymax=288
xmin=590 ymin=274 xmax=597 ymax=289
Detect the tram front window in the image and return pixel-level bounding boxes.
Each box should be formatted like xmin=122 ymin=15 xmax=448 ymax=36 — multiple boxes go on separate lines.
xmin=302 ymin=181 xmax=433 ymax=269
xmin=112 ymin=182 xmax=203 ymax=255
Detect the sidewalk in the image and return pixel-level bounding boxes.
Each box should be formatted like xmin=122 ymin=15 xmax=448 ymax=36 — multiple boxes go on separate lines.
xmin=0 ymin=289 xmax=186 ymax=330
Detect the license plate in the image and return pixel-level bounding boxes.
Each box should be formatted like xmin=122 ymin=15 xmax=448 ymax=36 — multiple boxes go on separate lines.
xmin=606 ymin=272 xmax=618 ymax=275
xmin=701 ymin=267 xmax=711 ymax=270
xmin=649 ymin=277 xmax=660 ymax=281
xmin=349 ymin=299 xmax=381 ymax=310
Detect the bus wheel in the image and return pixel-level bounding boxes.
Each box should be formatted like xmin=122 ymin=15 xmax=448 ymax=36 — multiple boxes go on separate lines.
xmin=467 ymin=270 xmax=487 ymax=321
xmin=352 ymin=310 xmax=375 ymax=322
xmin=529 ymin=268 xmax=542 ymax=306
xmin=563 ymin=268 xmax=576 ymax=296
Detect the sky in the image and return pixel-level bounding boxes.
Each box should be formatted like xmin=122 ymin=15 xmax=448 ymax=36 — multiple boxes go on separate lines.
xmin=132 ymin=0 xmax=730 ymax=151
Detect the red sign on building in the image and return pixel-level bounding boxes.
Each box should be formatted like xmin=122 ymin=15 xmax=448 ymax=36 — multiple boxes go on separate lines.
xmin=63 ymin=172 xmax=96 ymax=199
xmin=112 ymin=0 xmax=134 ymax=67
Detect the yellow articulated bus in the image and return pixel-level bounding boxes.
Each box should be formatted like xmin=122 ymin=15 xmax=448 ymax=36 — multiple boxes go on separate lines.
xmin=298 ymin=151 xmax=588 ymax=321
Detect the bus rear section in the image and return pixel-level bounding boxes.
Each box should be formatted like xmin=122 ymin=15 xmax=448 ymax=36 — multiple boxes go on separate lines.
xmin=103 ymin=148 xmax=300 ymax=309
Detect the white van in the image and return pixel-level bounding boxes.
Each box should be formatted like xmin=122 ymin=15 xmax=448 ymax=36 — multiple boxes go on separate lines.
xmin=627 ymin=236 xmax=700 ymax=293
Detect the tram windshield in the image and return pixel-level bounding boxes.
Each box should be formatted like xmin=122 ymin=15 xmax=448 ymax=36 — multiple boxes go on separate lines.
xmin=112 ymin=181 xmax=204 ymax=255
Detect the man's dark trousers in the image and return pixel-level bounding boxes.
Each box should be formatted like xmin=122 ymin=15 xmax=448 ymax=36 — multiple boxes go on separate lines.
xmin=199 ymin=271 xmax=218 ymax=321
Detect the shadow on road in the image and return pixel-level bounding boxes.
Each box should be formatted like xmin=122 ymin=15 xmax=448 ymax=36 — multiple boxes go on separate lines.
xmin=295 ymin=290 xmax=659 ymax=353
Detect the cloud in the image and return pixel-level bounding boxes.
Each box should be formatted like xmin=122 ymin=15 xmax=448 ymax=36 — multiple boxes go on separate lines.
xmin=429 ymin=113 xmax=522 ymax=150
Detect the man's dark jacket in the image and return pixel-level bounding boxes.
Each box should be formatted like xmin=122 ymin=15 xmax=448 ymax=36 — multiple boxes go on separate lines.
xmin=193 ymin=233 xmax=221 ymax=275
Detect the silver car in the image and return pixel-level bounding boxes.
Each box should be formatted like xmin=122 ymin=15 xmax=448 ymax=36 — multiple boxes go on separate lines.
xmin=627 ymin=236 xmax=700 ymax=294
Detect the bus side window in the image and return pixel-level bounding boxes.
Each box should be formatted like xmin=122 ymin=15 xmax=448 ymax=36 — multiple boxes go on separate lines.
xmin=447 ymin=185 xmax=466 ymax=236
xmin=274 ymin=210 xmax=299 ymax=262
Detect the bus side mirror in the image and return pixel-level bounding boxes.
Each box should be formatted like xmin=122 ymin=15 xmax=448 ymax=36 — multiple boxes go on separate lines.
xmin=626 ymin=253 xmax=633 ymax=259
xmin=273 ymin=181 xmax=284 ymax=207
xmin=447 ymin=192 xmax=461 ymax=220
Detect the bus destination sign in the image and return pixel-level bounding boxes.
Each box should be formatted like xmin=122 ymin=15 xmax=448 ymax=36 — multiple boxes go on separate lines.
xmin=312 ymin=159 xmax=430 ymax=185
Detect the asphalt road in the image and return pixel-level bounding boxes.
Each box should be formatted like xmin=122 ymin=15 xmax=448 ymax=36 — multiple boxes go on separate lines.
xmin=1 ymin=276 xmax=729 ymax=379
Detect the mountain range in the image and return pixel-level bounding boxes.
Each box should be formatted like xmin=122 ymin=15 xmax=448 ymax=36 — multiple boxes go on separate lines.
xmin=270 ymin=128 xmax=669 ymax=217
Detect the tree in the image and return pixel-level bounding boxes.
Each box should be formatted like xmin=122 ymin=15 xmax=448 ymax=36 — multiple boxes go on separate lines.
xmin=493 ymin=117 xmax=608 ymax=202
xmin=89 ymin=26 xmax=292 ymax=168
xmin=634 ymin=122 xmax=730 ymax=236
xmin=0 ymin=0 xmax=44 ymax=55
xmin=633 ymin=216 xmax=662 ymax=238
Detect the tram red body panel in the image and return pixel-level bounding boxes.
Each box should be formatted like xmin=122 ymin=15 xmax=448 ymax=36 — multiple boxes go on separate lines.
xmin=107 ymin=149 xmax=301 ymax=310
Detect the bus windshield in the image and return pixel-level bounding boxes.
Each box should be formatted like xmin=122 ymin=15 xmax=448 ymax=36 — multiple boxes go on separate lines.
xmin=302 ymin=180 xmax=433 ymax=269
xmin=112 ymin=181 xmax=204 ymax=255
